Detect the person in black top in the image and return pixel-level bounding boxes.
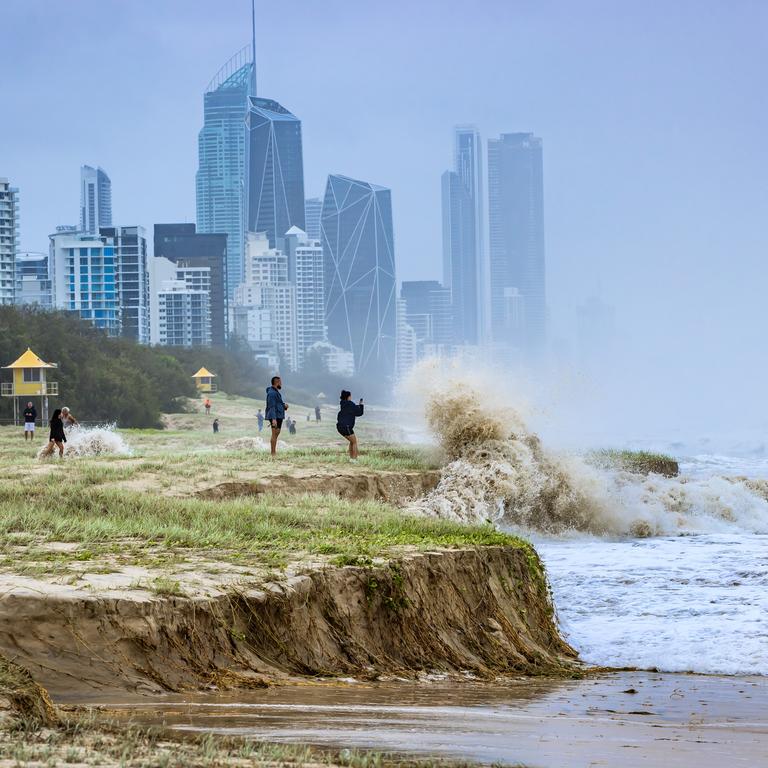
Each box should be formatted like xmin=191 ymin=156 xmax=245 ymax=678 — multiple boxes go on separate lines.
xmin=336 ymin=390 xmax=364 ymax=460
xmin=48 ymin=408 xmax=66 ymax=458
xmin=23 ymin=401 xmax=37 ymax=441
xmin=212 ymin=418 xmax=220 ymax=434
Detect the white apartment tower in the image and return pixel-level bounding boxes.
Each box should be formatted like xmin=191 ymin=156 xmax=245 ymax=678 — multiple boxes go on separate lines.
xmin=281 ymin=226 xmax=326 ymax=368
xmin=80 ymin=166 xmax=112 ymax=234
xmin=233 ymin=232 xmax=298 ymax=370
xmin=0 ymin=179 xmax=20 ymax=305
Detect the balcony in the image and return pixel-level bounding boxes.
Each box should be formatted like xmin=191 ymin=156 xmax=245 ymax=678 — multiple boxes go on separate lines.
xmin=1 ymin=381 xmax=58 ymax=397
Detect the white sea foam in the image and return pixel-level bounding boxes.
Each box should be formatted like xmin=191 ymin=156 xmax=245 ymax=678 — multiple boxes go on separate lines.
xmin=403 ymin=358 xmax=768 ymax=675
xmin=38 ymin=424 xmax=132 ymax=459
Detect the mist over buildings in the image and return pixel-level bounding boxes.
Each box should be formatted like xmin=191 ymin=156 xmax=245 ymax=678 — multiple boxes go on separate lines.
xmin=2 ymin=0 xmax=766 ymax=445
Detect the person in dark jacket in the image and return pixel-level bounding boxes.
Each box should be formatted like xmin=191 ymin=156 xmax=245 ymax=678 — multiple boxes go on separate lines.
xmin=48 ymin=408 xmax=66 ymax=458
xmin=265 ymin=376 xmax=288 ymax=456
xmin=336 ymin=390 xmax=364 ymax=460
xmin=23 ymin=402 xmax=37 ymax=441
xmin=212 ymin=418 xmax=220 ymax=434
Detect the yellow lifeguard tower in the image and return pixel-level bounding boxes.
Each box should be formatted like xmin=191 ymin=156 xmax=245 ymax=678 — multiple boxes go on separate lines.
xmin=192 ymin=367 xmax=217 ymax=394
xmin=2 ymin=348 xmax=59 ymax=423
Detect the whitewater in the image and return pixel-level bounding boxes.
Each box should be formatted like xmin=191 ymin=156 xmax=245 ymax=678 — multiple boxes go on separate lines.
xmin=404 ymin=360 xmax=768 ymax=677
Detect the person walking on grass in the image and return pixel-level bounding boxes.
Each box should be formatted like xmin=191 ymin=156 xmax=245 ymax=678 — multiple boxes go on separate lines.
xmin=48 ymin=408 xmax=66 ymax=458
xmin=212 ymin=418 xmax=220 ymax=434
xmin=256 ymin=408 xmax=264 ymax=433
xmin=336 ymin=390 xmax=364 ymax=461
xmin=204 ymin=398 xmax=211 ymax=415
xmin=23 ymin=402 xmax=37 ymax=441
xmin=315 ymin=404 xmax=321 ymax=423
xmin=265 ymin=375 xmax=288 ymax=456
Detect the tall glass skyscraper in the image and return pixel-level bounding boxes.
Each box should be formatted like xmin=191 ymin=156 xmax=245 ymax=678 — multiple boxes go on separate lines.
xmin=321 ymin=175 xmax=397 ymax=381
xmin=80 ymin=165 xmax=112 ymax=234
xmin=196 ymin=46 xmax=253 ymax=298
xmin=0 ymin=178 xmax=19 ymax=305
xmin=304 ymin=197 xmax=322 ymax=241
xmin=487 ymin=133 xmax=546 ymax=352
xmin=245 ymin=97 xmax=305 ymax=248
xmin=441 ymin=126 xmax=484 ymax=345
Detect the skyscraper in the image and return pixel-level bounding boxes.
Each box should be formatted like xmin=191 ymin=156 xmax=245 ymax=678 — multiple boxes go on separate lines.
xmin=233 ymin=232 xmax=298 ymax=371
xmin=442 ymin=170 xmax=477 ymax=344
xmin=304 ymin=197 xmax=322 ymax=241
xmin=322 ymin=175 xmax=397 ymax=381
xmin=154 ymin=224 xmax=228 ymax=346
xmin=100 ymin=226 xmax=150 ymax=344
xmin=400 ymin=280 xmax=453 ymax=354
xmin=49 ymin=231 xmax=121 ymax=336
xmin=487 ymin=133 xmax=546 ymax=351
xmin=15 ymin=252 xmax=52 ymax=308
xmin=0 ymin=178 xmax=19 ymax=305
xmin=441 ymin=126 xmax=484 ymax=345
xmin=80 ymin=166 xmax=112 ymax=234
xmin=281 ymin=226 xmax=326 ymax=368
xmin=196 ymin=46 xmax=253 ymax=298
xmin=245 ymin=97 xmax=305 ymax=248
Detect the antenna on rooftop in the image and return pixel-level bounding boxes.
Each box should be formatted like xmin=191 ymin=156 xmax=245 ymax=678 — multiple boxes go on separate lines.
xmin=251 ymin=0 xmax=257 ymax=96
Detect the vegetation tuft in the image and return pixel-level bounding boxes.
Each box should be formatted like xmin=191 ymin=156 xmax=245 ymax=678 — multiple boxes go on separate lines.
xmin=586 ymin=449 xmax=679 ymax=477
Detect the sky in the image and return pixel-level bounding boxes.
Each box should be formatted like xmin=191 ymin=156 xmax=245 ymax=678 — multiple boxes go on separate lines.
xmin=2 ymin=0 xmax=767 ymax=438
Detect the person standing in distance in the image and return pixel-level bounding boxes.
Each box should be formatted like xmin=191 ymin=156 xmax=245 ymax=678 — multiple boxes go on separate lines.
xmin=23 ymin=401 xmax=37 ymax=441
xmin=265 ymin=376 xmax=288 ymax=456
xmin=336 ymin=390 xmax=364 ymax=461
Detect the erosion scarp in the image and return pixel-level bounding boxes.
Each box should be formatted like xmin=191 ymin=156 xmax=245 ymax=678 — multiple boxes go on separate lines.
xmin=0 ymin=546 xmax=577 ymax=697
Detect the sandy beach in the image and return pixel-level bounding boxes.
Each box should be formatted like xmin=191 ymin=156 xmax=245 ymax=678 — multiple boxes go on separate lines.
xmin=85 ymin=672 xmax=768 ymax=768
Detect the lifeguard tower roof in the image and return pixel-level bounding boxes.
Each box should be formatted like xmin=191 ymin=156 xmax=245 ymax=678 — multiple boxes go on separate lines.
xmin=3 ymin=348 xmax=57 ymax=369
xmin=192 ymin=367 xmax=216 ymax=378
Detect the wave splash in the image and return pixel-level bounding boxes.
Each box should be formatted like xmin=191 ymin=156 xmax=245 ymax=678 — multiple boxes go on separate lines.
xmin=405 ymin=360 xmax=768 ymax=537
xmin=37 ymin=424 xmax=132 ymax=459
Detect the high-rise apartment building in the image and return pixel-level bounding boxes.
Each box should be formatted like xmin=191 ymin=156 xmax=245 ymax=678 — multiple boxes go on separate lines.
xmin=49 ymin=226 xmax=148 ymax=341
xmin=245 ymin=97 xmax=305 ymax=249
xmin=280 ymin=226 xmax=325 ymax=368
xmin=304 ymin=198 xmax=322 ymax=241
xmin=441 ymin=126 xmax=484 ymax=345
xmin=149 ymin=256 xmax=212 ymax=348
xmin=0 ymin=178 xmax=20 ymax=305
xmin=15 ymin=252 xmax=52 ymax=308
xmin=49 ymin=231 xmax=121 ymax=336
xmin=487 ymin=132 xmax=546 ymax=352
xmin=322 ymin=175 xmax=397 ymax=381
xmin=196 ymin=47 xmax=253 ymax=298
xmin=233 ymin=231 xmax=298 ymax=371
xmin=395 ymin=298 xmax=418 ymax=379
xmin=154 ymin=224 xmax=228 ymax=346
xmin=400 ymin=280 xmax=453 ymax=357
xmin=80 ymin=166 xmax=112 ymax=234
xmin=100 ymin=226 xmax=149 ymax=344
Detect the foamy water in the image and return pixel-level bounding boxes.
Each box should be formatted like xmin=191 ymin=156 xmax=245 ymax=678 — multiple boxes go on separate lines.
xmin=38 ymin=424 xmax=132 ymax=459
xmin=402 ymin=360 xmax=768 ymax=676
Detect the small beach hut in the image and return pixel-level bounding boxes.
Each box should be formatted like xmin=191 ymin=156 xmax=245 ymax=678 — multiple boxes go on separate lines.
xmin=1 ymin=348 xmax=59 ymax=423
xmin=192 ymin=367 xmax=217 ymax=393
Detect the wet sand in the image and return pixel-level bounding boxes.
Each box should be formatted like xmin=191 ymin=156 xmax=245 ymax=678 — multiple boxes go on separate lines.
xmin=88 ymin=672 xmax=768 ymax=768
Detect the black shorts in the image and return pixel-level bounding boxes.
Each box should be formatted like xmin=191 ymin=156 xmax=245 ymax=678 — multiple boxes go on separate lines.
xmin=270 ymin=418 xmax=283 ymax=429
xmin=337 ymin=424 xmax=354 ymax=437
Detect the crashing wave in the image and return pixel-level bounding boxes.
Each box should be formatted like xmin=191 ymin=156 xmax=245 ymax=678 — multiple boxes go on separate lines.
xmin=404 ymin=359 xmax=768 ymax=537
xmin=37 ymin=424 xmax=132 ymax=459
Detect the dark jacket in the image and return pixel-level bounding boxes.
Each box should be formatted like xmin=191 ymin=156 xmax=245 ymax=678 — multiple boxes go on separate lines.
xmin=23 ymin=406 xmax=37 ymax=424
xmin=265 ymin=386 xmax=285 ymax=420
xmin=337 ymin=399 xmax=364 ymax=429
xmin=49 ymin=417 xmax=66 ymax=443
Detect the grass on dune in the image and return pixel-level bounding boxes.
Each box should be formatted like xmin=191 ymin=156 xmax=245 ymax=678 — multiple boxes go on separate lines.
xmin=0 ymin=481 xmax=521 ymax=569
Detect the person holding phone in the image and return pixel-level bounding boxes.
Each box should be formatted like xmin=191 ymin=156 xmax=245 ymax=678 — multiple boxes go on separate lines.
xmin=336 ymin=390 xmax=364 ymax=461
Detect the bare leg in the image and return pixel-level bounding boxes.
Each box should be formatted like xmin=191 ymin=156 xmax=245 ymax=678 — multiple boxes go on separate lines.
xmin=349 ymin=434 xmax=359 ymax=460
xmin=271 ymin=426 xmax=281 ymax=456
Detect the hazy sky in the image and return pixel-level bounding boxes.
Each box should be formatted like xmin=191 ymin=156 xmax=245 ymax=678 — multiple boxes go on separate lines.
xmin=3 ymin=0 xmax=767 ymax=436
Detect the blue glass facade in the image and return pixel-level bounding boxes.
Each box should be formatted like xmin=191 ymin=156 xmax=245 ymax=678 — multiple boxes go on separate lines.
xmin=487 ymin=133 xmax=546 ymax=351
xmin=196 ymin=47 xmax=253 ymax=298
xmin=245 ymin=97 xmax=305 ymax=248
xmin=321 ymin=175 xmax=396 ymax=382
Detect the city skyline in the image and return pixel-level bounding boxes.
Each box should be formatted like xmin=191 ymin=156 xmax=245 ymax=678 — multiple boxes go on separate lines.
xmin=3 ymin=0 xmax=768 ymax=426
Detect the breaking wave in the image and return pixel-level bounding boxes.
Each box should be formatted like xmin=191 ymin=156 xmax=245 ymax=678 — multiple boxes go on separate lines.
xmin=405 ymin=360 xmax=768 ymax=537
xmin=37 ymin=424 xmax=132 ymax=459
